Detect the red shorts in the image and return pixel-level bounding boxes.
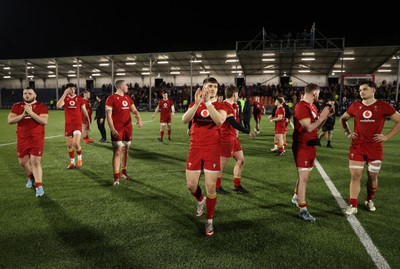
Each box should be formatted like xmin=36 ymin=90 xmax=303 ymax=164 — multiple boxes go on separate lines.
xmin=275 ymin=125 xmax=286 ymax=134
xmin=17 ymin=135 xmax=44 ymax=158
xmin=233 ymin=138 xmax=242 ymax=153
xmin=65 ymin=124 xmax=82 ymax=137
xmin=160 ymin=114 xmax=171 ymax=124
xmin=82 ymin=118 xmax=91 ymax=125
xmin=253 ymin=114 xmax=262 ymax=122
xmin=349 ymin=143 xmax=383 ymax=162
xmin=220 ymin=138 xmax=242 ymax=157
xmin=292 ymin=143 xmax=316 ymax=168
xmin=186 ymin=145 xmax=220 ymax=171
xmin=111 ymin=124 xmax=132 ymax=142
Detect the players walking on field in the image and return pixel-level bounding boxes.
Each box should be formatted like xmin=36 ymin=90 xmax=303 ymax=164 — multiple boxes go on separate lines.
xmin=8 ymin=87 xmax=49 ymax=197
xmin=182 ymin=77 xmax=228 ymax=236
xmin=106 ymin=80 xmax=142 ymax=185
xmin=216 ymin=85 xmax=256 ymax=195
xmin=252 ymin=96 xmax=265 ymax=134
xmin=152 ymin=92 xmax=175 ymax=142
xmin=57 ymin=83 xmax=91 ymax=169
xmin=82 ymin=90 xmax=94 ymax=144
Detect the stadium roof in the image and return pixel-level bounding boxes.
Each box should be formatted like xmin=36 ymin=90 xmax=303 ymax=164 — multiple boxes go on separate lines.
xmin=0 ymin=45 xmax=399 ymax=82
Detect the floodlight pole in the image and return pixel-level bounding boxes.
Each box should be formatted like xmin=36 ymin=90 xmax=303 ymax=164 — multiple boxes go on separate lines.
xmin=190 ymin=56 xmax=193 ymax=103
xmin=76 ymin=57 xmax=80 ymax=95
xmin=339 ymin=39 xmax=345 ymax=106
xmin=149 ymin=56 xmax=152 ymax=111
xmin=396 ymin=55 xmax=400 ymax=103
xmin=111 ymin=57 xmax=115 ymax=94
xmin=262 ymin=27 xmax=266 ymax=50
xmin=25 ymin=62 xmax=28 ymax=88
xmin=55 ymin=60 xmax=59 ymax=101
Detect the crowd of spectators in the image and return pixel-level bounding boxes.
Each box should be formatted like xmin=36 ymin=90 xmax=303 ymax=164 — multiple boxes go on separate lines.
xmin=1 ymin=80 xmax=399 ymax=112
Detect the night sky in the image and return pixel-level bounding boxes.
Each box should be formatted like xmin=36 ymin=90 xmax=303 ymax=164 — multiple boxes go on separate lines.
xmin=1 ymin=1 xmax=399 ymax=59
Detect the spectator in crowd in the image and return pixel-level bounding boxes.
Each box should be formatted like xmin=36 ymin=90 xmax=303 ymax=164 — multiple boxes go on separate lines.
xmin=49 ymin=98 xmax=56 ymax=110
xmin=95 ymin=94 xmax=107 ymax=142
xmin=236 ymin=98 xmax=243 ymax=126
xmin=340 ymin=96 xmax=351 ymax=115
xmin=182 ymin=99 xmax=189 ymax=112
xmin=318 ymin=93 xmax=336 ymax=148
xmin=242 ymin=98 xmax=252 ymax=132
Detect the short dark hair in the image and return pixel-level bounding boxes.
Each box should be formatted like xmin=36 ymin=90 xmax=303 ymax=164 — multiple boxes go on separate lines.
xmin=115 ymin=80 xmax=126 ymax=89
xmin=359 ymin=80 xmax=376 ymax=89
xmin=203 ymin=77 xmax=218 ymax=85
xmin=225 ymin=85 xmax=238 ymax=98
xmin=304 ymin=83 xmax=319 ymax=94
xmin=277 ymin=97 xmax=284 ymax=104
xmin=65 ymin=83 xmax=76 ymax=88
xmin=325 ymin=92 xmax=335 ymax=101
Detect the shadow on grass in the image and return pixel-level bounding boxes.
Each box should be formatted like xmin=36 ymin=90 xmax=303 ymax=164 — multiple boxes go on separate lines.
xmin=76 ymin=163 xmax=204 ymax=235
xmin=118 ymin=179 xmax=203 ymax=231
xmin=88 ymin=139 xmax=187 ymax=164
xmin=38 ymin=195 xmax=144 ymax=268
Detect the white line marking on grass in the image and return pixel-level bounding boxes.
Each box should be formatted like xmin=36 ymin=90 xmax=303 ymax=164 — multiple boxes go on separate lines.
xmin=0 ymin=142 xmax=17 ymax=147
xmin=45 ymin=135 xmax=64 ymax=139
xmin=315 ymin=159 xmax=391 ymax=269
xmin=2 ymin=119 xmax=155 ymax=147
xmin=0 ymin=134 xmax=63 ymax=147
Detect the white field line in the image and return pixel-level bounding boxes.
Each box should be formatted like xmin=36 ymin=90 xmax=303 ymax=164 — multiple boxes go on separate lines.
xmin=0 ymin=134 xmax=63 ymax=147
xmin=0 ymin=119 xmax=155 ymax=147
xmin=2 ymin=117 xmax=391 ymax=268
xmin=291 ymin=119 xmax=389 ymax=268
xmin=315 ymin=159 xmax=391 ymax=269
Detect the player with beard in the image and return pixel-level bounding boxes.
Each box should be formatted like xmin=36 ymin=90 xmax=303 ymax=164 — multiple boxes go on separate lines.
xmin=8 ymin=87 xmax=48 ymax=197
xmin=291 ymin=83 xmax=331 ymax=221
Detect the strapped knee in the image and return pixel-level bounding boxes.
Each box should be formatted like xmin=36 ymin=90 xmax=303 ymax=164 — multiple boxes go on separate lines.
xmin=368 ymin=163 xmax=381 ymax=173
